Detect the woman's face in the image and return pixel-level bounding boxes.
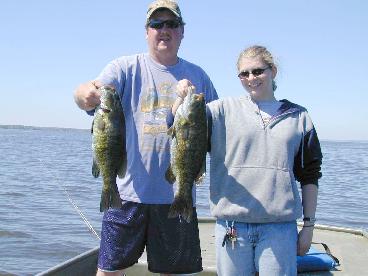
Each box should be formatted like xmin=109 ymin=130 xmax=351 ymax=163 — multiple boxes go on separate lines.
xmin=238 ymin=56 xmax=277 ymax=101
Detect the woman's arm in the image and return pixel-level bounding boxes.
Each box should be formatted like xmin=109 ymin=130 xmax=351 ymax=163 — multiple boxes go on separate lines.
xmin=294 ymin=124 xmax=322 ymax=255
xmin=297 ymin=183 xmax=318 ymax=256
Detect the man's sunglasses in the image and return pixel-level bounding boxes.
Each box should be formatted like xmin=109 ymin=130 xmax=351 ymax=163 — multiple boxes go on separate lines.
xmin=238 ymin=67 xmax=270 ymax=79
xmin=148 ymin=19 xmax=181 ymax=29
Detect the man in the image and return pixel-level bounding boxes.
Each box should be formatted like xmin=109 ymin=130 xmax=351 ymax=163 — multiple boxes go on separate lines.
xmin=74 ymin=1 xmax=218 ymax=275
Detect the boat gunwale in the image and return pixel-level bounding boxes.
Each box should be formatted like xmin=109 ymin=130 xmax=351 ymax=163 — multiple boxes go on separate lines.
xmin=35 ymin=217 xmax=367 ymax=276
xmin=35 ymin=246 xmax=99 ymax=276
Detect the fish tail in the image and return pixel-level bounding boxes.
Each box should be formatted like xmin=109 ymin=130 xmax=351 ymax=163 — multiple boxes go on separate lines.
xmin=168 ymin=195 xmax=193 ymax=223
xmin=99 ymin=187 xmax=122 ymax=212
xmin=92 ymin=159 xmax=100 ymax=178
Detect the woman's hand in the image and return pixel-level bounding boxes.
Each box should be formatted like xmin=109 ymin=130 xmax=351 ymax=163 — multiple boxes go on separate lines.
xmin=297 ymin=226 xmax=314 ymax=256
xmin=298 ymin=184 xmax=318 ymax=255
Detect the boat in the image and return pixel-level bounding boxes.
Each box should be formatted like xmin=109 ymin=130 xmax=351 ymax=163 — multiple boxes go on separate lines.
xmin=36 ymin=217 xmax=368 ymax=276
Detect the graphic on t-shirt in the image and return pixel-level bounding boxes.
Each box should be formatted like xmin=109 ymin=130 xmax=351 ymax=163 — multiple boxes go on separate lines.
xmin=140 ymin=82 xmax=176 ymax=152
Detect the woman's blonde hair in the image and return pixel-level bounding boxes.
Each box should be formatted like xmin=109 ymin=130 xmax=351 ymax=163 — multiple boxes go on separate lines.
xmin=237 ymin=45 xmax=277 ymax=91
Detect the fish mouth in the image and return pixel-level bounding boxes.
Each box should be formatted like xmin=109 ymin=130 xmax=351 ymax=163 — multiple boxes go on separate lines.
xmin=100 ymin=103 xmax=111 ymax=113
xmin=193 ymin=93 xmax=204 ymax=101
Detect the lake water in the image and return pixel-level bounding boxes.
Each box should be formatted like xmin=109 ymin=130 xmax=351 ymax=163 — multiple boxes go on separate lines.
xmin=0 ymin=126 xmax=367 ymax=275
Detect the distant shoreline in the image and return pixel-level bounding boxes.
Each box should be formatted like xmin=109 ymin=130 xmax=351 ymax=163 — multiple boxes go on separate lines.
xmin=0 ymin=124 xmax=89 ymax=132
xmin=1 ymin=124 xmax=367 ymax=142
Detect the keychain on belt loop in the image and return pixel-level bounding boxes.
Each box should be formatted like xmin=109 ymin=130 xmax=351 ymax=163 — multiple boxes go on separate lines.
xmin=222 ymin=220 xmax=237 ymax=249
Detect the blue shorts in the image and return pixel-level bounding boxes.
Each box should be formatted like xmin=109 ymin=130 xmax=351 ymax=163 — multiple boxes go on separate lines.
xmin=98 ymin=200 xmax=202 ymax=274
xmin=216 ymin=220 xmax=298 ymax=276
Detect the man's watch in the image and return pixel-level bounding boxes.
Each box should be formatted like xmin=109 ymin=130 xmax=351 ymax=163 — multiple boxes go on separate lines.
xmin=303 ymin=217 xmax=316 ymax=223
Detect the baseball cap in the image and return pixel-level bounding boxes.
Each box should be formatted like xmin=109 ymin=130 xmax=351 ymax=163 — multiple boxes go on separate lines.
xmin=146 ymin=0 xmax=183 ymax=24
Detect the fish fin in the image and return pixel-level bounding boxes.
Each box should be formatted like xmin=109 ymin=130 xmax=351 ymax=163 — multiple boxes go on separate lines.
xmin=100 ymin=192 xmax=109 ymax=212
xmin=168 ymin=195 xmax=193 ymax=223
xmin=100 ymin=186 xmax=122 ymax=212
xmin=92 ymin=158 xmax=100 ymax=178
xmin=118 ymin=115 xmax=127 ymax=179
xmin=178 ymin=122 xmax=190 ymax=140
xmin=195 ymin=160 xmax=206 ymax=185
xmin=117 ymin=151 xmax=127 ymax=179
xmin=167 ymin=126 xmax=176 ymax=138
xmin=165 ymin=165 xmax=176 ymax=184
xmin=182 ymin=127 xmax=190 ymax=140
xmin=97 ymin=119 xmax=105 ymax=131
xmin=91 ymin=119 xmax=94 ymax=134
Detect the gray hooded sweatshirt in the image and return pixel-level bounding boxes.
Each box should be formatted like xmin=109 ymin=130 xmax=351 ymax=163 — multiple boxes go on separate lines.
xmin=207 ymin=96 xmax=322 ymax=223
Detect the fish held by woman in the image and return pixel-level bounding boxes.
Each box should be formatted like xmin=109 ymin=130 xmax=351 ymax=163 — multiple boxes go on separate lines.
xmin=92 ymin=86 xmax=126 ymax=212
xmin=166 ymin=86 xmax=207 ymax=222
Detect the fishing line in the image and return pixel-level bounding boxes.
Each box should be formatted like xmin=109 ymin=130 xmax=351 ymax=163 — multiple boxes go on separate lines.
xmin=61 ymin=184 xmax=101 ymax=240
xmin=37 ymin=158 xmax=101 ymax=241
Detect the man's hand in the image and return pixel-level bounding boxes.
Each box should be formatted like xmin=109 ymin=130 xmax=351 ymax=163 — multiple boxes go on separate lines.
xmin=176 ymin=79 xmax=194 ymax=99
xmin=74 ymin=80 xmax=103 ymax=111
xmin=172 ymin=79 xmax=196 ymax=114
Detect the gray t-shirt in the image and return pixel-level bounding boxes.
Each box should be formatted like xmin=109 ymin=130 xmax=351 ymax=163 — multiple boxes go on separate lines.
xmin=96 ymin=53 xmax=218 ymax=204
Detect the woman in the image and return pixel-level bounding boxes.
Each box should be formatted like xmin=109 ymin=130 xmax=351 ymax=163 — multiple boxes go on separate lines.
xmin=171 ymin=45 xmax=323 ymax=276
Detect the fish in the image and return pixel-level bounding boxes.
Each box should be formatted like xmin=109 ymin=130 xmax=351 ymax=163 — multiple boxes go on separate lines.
xmin=91 ymin=86 xmax=126 ymax=212
xmin=166 ymin=87 xmax=207 ymax=222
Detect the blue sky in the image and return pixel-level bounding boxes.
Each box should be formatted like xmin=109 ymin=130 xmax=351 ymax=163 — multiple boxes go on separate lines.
xmin=1 ymin=1 xmax=367 ymax=140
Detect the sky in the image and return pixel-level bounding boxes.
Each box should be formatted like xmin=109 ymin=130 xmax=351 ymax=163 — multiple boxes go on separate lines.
xmin=1 ymin=0 xmax=367 ymax=141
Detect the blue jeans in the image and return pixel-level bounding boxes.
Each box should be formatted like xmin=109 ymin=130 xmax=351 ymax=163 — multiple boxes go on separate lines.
xmin=215 ymin=220 xmax=298 ymax=276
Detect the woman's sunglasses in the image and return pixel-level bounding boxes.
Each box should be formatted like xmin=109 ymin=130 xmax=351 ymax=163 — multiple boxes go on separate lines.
xmin=238 ymin=67 xmax=270 ymax=79
xmin=148 ymin=19 xmax=181 ymax=29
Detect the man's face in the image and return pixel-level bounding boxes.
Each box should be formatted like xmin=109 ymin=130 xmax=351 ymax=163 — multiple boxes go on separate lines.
xmin=146 ymin=9 xmax=184 ymax=65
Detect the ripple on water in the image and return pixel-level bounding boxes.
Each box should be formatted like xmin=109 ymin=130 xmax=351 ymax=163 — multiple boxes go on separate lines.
xmin=1 ymin=129 xmax=367 ymax=275
xmin=0 ymin=230 xmax=32 ymax=238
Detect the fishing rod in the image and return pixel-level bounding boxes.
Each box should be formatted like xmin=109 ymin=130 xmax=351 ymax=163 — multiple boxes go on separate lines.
xmin=37 ymin=158 xmax=101 ymax=241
